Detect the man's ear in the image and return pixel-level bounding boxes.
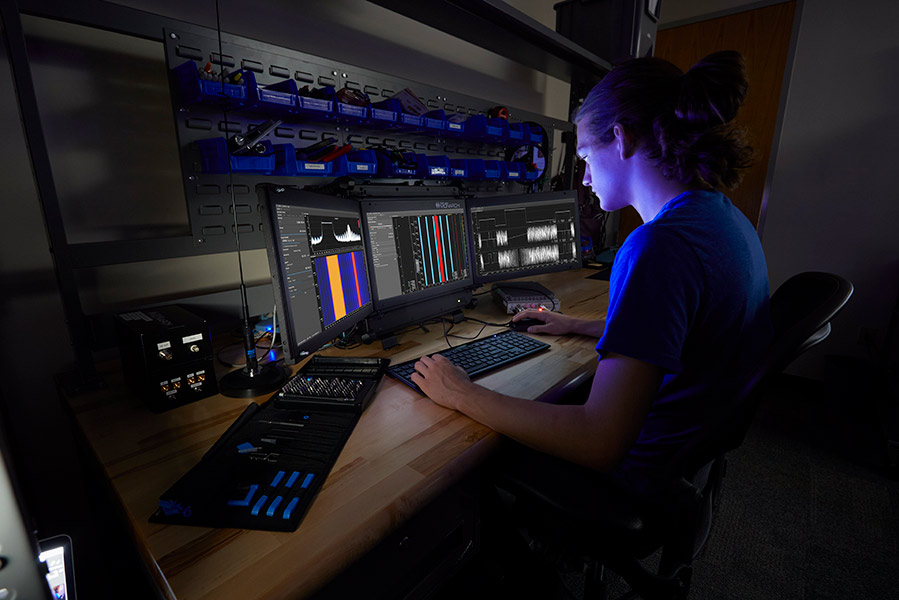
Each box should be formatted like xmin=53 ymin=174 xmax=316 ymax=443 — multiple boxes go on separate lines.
xmin=612 ymin=124 xmax=636 ymax=159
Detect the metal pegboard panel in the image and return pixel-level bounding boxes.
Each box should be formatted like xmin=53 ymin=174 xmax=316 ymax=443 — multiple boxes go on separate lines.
xmin=163 ymin=25 xmax=569 ymax=249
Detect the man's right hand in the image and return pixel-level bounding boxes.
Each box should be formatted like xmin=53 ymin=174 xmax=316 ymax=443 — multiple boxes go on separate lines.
xmin=511 ymin=309 xmax=582 ymax=336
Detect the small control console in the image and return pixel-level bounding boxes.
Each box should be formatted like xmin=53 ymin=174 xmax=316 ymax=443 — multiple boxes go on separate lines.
xmin=115 ymin=305 xmax=218 ymax=412
xmin=492 ymin=282 xmax=560 ymax=314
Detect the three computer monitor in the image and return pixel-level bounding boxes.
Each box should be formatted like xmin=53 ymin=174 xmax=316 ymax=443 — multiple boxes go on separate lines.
xmin=259 ymin=185 xmax=580 ymax=362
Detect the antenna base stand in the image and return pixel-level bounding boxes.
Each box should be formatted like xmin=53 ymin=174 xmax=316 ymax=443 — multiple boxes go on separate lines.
xmin=219 ymin=362 xmax=287 ymax=398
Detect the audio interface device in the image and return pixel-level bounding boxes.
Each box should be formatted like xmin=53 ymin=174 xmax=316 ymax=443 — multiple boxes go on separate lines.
xmin=115 ymin=305 xmax=218 ymax=412
xmin=492 ymin=282 xmax=560 ymax=314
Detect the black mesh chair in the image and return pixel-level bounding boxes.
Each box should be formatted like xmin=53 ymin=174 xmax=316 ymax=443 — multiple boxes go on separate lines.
xmin=493 ymin=271 xmax=854 ymax=600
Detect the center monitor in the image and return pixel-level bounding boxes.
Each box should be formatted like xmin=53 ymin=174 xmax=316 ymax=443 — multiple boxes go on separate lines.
xmin=361 ymin=198 xmax=472 ymax=312
xmin=259 ymin=186 xmax=374 ymax=363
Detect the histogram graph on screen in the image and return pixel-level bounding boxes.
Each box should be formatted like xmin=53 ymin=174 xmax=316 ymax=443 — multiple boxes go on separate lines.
xmin=314 ymin=251 xmax=371 ymax=327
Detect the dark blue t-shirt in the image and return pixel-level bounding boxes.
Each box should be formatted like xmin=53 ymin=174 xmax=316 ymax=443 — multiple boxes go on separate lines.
xmin=595 ymin=190 xmax=772 ymax=494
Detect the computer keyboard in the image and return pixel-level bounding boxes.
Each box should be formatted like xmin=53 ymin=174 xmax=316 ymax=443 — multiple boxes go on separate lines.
xmin=387 ymin=330 xmax=550 ymax=393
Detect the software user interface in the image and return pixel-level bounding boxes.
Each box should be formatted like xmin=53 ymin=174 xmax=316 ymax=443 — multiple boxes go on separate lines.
xmin=274 ymin=203 xmax=371 ymax=346
xmin=366 ymin=202 xmax=469 ymax=301
xmin=39 ymin=544 xmax=68 ymax=599
xmin=470 ymin=197 xmax=579 ymax=278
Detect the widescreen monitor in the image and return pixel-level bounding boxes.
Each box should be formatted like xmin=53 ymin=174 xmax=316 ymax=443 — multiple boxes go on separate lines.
xmin=361 ymin=198 xmax=472 ymax=312
xmin=466 ymin=191 xmax=581 ymax=285
xmin=259 ymin=186 xmax=373 ymax=363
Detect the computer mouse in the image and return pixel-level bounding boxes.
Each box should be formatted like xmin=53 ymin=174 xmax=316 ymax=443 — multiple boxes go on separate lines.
xmin=509 ymin=318 xmax=543 ymax=332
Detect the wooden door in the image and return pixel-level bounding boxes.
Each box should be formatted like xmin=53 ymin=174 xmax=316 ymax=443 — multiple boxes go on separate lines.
xmin=616 ymin=1 xmax=796 ymax=243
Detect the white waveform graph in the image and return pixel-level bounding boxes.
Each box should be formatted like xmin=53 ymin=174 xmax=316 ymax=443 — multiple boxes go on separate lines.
xmin=310 ymin=234 xmax=324 ymax=245
xmin=527 ymin=224 xmax=557 ymax=243
xmin=335 ymin=224 xmax=362 ymax=243
xmin=522 ymin=245 xmax=560 ymax=266
xmin=498 ymin=250 xmax=519 ymax=268
xmin=496 ymin=229 xmax=509 ymax=246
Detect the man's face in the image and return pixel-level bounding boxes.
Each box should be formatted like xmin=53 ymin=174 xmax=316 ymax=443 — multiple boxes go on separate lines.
xmin=577 ymin=131 xmax=627 ymax=213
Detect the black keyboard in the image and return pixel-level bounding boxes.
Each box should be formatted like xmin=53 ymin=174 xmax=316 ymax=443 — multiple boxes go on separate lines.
xmin=387 ymin=330 xmax=550 ymax=393
xmin=275 ymin=355 xmax=389 ymax=412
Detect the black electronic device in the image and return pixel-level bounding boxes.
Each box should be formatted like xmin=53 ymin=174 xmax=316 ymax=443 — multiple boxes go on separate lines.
xmin=258 ymin=186 xmax=375 ymax=364
xmin=115 ymin=305 xmax=217 ymax=412
xmin=38 ymin=535 xmax=77 ymax=600
xmin=361 ymin=197 xmax=473 ymax=339
xmin=387 ymin=330 xmax=550 ymax=394
xmin=466 ymin=191 xmax=581 ymax=286
xmin=361 ymin=198 xmax=472 ymax=311
xmin=492 ymin=281 xmax=561 ymax=314
xmin=555 ymin=0 xmax=660 ymax=64
xmin=275 ymin=355 xmax=389 ymax=412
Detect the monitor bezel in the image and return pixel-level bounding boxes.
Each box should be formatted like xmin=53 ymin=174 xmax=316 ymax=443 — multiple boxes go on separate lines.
xmin=360 ymin=197 xmax=473 ymax=313
xmin=258 ymin=185 xmax=374 ymax=364
xmin=465 ymin=191 xmax=582 ymax=286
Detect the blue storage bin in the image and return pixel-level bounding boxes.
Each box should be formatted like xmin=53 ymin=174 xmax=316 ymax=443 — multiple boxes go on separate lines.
xmin=295 ymin=86 xmax=335 ymax=119
xmin=449 ymin=159 xmax=468 ymax=178
xmin=466 ymin=158 xmax=501 ymax=180
xmin=507 ymin=122 xmax=527 ymax=144
xmin=504 ymin=161 xmax=525 ymax=180
xmin=196 ymin=137 xmax=275 ymax=174
xmin=396 ymin=112 xmax=424 ymax=129
xmin=375 ymin=150 xmax=417 ymax=178
xmin=483 ymin=160 xmax=503 ymax=179
xmin=338 ymin=149 xmax=377 ymax=176
xmin=422 ymin=109 xmax=447 ymax=133
xmin=521 ymin=165 xmax=541 ymax=181
xmin=246 ymin=74 xmax=297 ymax=115
xmin=273 ymin=144 xmax=335 ymax=177
xmin=528 ymin=125 xmax=544 ymax=144
xmin=464 ymin=115 xmax=509 ymax=142
xmin=445 ymin=114 xmax=467 ymax=136
xmin=336 ymin=100 xmax=369 ymax=122
xmin=414 ymin=154 xmax=451 ymax=178
xmin=370 ymin=98 xmax=400 ymax=126
xmin=173 ymin=60 xmax=247 ymax=109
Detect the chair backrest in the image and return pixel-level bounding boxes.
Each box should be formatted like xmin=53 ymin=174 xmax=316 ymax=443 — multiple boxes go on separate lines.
xmin=678 ymin=271 xmax=854 ymax=477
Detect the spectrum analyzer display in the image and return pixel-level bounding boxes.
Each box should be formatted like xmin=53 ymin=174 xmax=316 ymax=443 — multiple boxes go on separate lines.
xmin=275 ymin=204 xmax=371 ymax=347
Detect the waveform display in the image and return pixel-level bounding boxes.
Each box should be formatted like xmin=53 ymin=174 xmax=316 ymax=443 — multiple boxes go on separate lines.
xmin=471 ymin=200 xmax=579 ymax=276
xmin=522 ymin=244 xmax=560 ymax=266
xmin=498 ymin=250 xmax=519 ymax=268
xmin=314 ymin=250 xmax=370 ymax=327
xmin=307 ymin=215 xmax=364 ymax=253
xmin=527 ymin=224 xmax=557 ymax=243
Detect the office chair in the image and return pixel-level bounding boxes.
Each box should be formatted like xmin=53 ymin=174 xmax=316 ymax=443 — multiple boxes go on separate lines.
xmin=493 ymin=271 xmax=854 ymax=600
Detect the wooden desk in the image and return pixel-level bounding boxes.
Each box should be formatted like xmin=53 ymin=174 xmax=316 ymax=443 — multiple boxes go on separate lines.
xmin=66 ymin=269 xmax=609 ymax=599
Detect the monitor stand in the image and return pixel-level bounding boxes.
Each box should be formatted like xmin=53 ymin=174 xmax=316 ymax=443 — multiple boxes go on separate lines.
xmin=362 ymin=290 xmax=473 ymax=350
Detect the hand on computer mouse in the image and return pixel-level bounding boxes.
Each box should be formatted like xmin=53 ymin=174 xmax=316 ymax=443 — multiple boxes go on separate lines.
xmin=511 ymin=309 xmax=579 ymax=335
xmin=509 ymin=317 xmax=544 ymax=332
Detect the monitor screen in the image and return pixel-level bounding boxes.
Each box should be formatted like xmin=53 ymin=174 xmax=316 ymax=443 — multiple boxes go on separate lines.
xmin=259 ymin=186 xmax=373 ymax=363
xmin=467 ymin=191 xmax=581 ymax=284
xmin=38 ymin=535 xmax=76 ymax=600
xmin=362 ymin=198 xmax=471 ymax=311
